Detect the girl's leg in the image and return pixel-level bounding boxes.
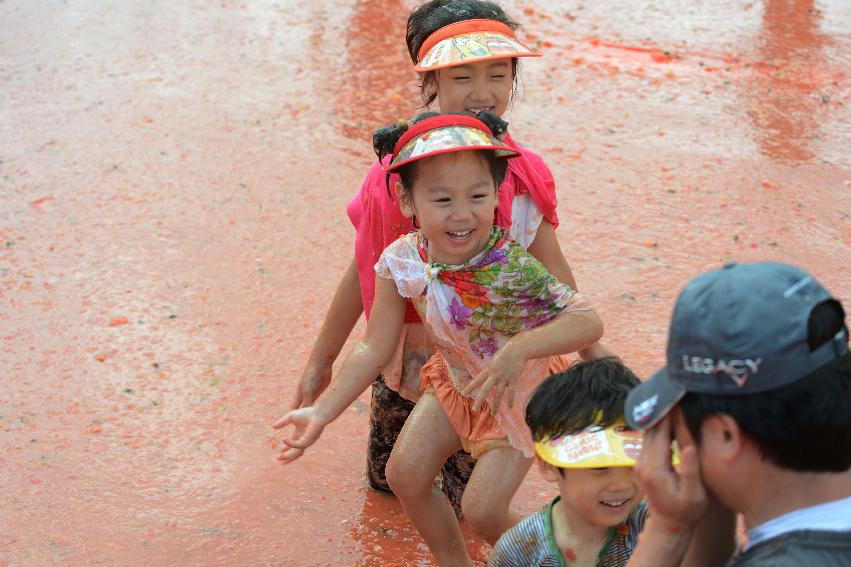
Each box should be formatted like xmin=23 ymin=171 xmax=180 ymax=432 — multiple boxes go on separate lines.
xmin=441 ymin=448 xmax=476 ymax=518
xmin=367 ymin=377 xmax=470 ymax=518
xmin=385 ymin=393 xmax=472 ymax=567
xmin=461 ymin=447 xmax=533 ymax=544
xmin=366 ymin=377 xmax=414 ymax=492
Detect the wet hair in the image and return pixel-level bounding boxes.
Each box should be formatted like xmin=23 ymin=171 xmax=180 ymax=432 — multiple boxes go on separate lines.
xmin=406 ymin=0 xmax=521 ymax=107
xmin=680 ymin=300 xmax=851 ymax=473
xmin=372 ymin=110 xmax=510 ymax=212
xmin=526 ymin=358 xmax=641 ymax=443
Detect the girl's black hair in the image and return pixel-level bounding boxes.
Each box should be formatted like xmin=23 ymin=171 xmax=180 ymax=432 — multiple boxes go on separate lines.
xmin=373 ymin=112 xmax=440 ymax=164
xmin=406 ymin=0 xmax=521 ymax=107
xmin=372 ymin=110 xmax=511 ymax=211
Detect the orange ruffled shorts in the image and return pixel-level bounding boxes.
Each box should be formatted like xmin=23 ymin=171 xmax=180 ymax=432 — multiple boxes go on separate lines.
xmin=420 ymin=353 xmax=570 ymax=459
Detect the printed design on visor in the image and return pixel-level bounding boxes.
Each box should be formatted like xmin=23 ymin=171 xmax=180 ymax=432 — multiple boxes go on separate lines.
xmin=386 ymin=115 xmax=518 ymax=173
xmin=535 ymin=421 xmax=645 ymax=468
xmin=394 ymin=126 xmax=494 ymax=167
xmin=415 ymin=19 xmax=541 ymax=72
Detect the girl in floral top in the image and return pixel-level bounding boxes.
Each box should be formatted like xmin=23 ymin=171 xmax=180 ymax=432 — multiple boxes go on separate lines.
xmin=274 ymin=113 xmax=603 ymax=565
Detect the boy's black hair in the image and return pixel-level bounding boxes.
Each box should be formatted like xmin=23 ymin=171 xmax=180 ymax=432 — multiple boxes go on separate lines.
xmin=526 ymin=358 xmax=640 ymax=443
xmin=372 ymin=110 xmax=510 ymax=206
xmin=406 ymin=0 xmax=521 ymax=107
xmin=680 ymin=300 xmax=851 ymax=473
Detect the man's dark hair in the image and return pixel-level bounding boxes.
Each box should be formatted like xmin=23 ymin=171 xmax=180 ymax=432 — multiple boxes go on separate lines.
xmin=526 ymin=358 xmax=640 ymax=443
xmin=680 ymin=300 xmax=851 ymax=472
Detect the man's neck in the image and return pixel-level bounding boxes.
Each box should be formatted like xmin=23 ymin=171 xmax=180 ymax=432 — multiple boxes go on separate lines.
xmin=739 ymin=468 xmax=851 ymax=529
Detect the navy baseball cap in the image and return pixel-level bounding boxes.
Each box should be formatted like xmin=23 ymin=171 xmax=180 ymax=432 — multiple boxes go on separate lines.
xmin=626 ymin=262 xmax=848 ymax=430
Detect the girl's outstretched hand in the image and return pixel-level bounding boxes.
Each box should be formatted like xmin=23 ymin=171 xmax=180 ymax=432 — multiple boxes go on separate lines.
xmin=271 ymin=407 xmax=327 ymax=464
xmin=462 ymin=343 xmax=527 ymax=413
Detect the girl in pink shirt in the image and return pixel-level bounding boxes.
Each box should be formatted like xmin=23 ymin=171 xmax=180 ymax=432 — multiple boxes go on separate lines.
xmin=281 ymin=0 xmax=613 ymax=516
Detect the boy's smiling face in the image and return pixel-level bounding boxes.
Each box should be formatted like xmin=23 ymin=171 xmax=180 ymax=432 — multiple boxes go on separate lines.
xmin=540 ymin=460 xmax=644 ymax=528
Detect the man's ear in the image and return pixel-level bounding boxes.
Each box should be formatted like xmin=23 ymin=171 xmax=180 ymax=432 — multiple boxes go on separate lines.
xmin=395 ymin=181 xmax=414 ymax=218
xmin=701 ymin=414 xmax=743 ymax=464
xmin=536 ymin=458 xmax=561 ymax=482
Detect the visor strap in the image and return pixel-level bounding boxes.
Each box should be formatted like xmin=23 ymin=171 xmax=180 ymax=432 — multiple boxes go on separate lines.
xmin=810 ymin=328 xmax=849 ymax=369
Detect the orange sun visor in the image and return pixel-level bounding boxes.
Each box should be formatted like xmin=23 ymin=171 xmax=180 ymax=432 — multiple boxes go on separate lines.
xmin=415 ymin=19 xmax=542 ymax=72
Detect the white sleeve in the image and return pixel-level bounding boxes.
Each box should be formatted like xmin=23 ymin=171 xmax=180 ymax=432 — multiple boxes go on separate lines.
xmin=509 ymin=193 xmax=544 ymax=248
xmin=374 ymin=237 xmax=428 ymax=299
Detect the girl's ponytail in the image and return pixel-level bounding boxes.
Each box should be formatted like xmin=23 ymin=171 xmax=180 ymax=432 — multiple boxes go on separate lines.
xmin=373 ymin=119 xmax=410 ymax=163
xmin=374 ymin=113 xmax=442 ymax=201
xmin=475 ymin=110 xmax=509 ymax=140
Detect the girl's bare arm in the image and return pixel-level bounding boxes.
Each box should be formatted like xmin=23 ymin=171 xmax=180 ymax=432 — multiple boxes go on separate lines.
xmin=304 ymin=275 xmax=406 ymax=423
xmin=527 ymin=219 xmax=618 ymax=360
xmin=526 ymin=219 xmax=577 ymax=290
xmin=286 ymin=258 xmax=364 ymax=412
xmin=464 ymin=308 xmax=604 ymax=411
xmin=273 ymin=275 xmax=406 ymax=462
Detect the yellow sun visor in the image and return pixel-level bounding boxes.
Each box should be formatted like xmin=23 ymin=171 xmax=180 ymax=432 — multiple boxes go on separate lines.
xmin=535 ymin=420 xmax=679 ymax=469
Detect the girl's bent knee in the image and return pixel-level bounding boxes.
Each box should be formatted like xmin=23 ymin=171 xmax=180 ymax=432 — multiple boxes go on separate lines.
xmin=385 ymin=456 xmax=428 ymax=498
xmin=461 ymin=498 xmax=508 ymax=540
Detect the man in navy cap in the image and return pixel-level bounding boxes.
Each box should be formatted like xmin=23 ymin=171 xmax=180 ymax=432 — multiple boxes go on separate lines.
xmin=624 ymin=262 xmax=851 ymax=566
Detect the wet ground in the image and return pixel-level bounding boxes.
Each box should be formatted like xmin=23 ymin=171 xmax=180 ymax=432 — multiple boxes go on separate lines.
xmin=1 ymin=0 xmax=849 ymax=565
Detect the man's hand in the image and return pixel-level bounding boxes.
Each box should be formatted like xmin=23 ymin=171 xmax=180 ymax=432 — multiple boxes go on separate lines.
xmin=626 ymin=412 xmax=710 ymax=566
xmin=636 ymin=411 xmax=709 ymax=534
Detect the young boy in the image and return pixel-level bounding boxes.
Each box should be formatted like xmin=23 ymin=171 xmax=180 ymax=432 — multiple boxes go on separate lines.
xmin=489 ymin=358 xmax=648 ymax=566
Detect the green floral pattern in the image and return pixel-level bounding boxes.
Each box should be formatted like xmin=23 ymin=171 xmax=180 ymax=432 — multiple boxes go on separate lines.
xmin=376 ymin=224 xmax=590 ymax=457
xmin=418 ymin=226 xmax=574 ymax=359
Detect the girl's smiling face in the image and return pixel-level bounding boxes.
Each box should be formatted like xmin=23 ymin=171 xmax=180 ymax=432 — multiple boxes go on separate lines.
xmin=399 ymin=150 xmax=498 ymax=265
xmin=432 ymin=59 xmax=513 ymax=117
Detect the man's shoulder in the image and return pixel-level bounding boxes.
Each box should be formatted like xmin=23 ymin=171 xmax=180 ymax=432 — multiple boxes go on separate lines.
xmin=729 ymin=530 xmax=851 ymax=567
